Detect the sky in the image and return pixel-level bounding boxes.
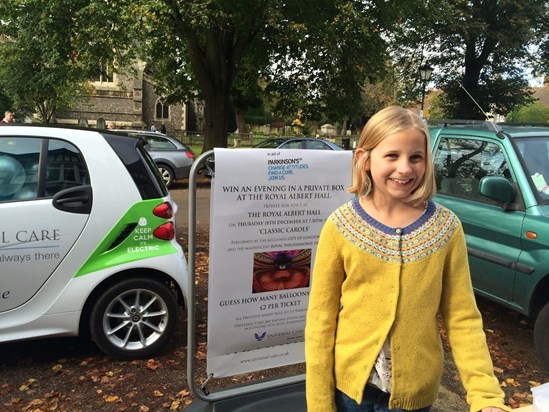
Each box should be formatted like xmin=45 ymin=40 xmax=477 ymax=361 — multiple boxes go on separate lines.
xmin=530 ymin=76 xmax=545 ymax=87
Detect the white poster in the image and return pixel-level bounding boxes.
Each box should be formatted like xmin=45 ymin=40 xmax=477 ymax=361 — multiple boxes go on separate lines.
xmin=207 ymin=147 xmax=353 ymax=377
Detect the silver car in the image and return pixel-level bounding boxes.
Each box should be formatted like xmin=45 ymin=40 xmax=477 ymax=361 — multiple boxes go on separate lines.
xmin=200 ymin=137 xmax=344 ymax=178
xmin=252 ymin=137 xmax=343 ymax=150
xmin=118 ymin=130 xmax=196 ymax=188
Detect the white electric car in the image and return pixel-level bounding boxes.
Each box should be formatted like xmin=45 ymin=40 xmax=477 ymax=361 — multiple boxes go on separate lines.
xmin=0 ymin=125 xmax=188 ymax=359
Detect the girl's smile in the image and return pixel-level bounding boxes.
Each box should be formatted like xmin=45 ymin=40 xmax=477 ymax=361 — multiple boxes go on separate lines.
xmin=388 ymin=177 xmax=414 ymax=185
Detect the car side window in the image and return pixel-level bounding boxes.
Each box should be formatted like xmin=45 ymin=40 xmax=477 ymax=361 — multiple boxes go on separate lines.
xmin=516 ymin=139 xmax=549 ymax=194
xmin=45 ymin=139 xmax=88 ymax=196
xmin=303 ymin=140 xmax=330 ymax=150
xmin=281 ymin=141 xmax=303 ymax=149
xmin=0 ymin=137 xmax=41 ymax=201
xmin=433 ymin=137 xmax=512 ymax=204
xmin=0 ymin=137 xmax=88 ymax=201
xmin=146 ymin=136 xmax=176 ymax=150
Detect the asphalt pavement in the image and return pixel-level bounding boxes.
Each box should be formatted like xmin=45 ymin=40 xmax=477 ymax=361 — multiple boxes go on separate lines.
xmin=171 ymin=183 xmax=470 ymax=411
xmin=171 ymin=185 xmax=211 ymax=231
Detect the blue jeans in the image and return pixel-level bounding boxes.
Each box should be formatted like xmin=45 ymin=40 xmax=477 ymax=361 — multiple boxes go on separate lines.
xmin=335 ymin=385 xmax=432 ymax=412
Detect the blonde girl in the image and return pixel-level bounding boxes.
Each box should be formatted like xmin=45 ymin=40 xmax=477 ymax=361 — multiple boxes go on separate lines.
xmin=305 ymin=106 xmax=509 ymax=412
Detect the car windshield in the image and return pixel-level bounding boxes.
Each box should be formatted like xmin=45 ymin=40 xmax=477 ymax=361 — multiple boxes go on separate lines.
xmin=516 ymin=136 xmax=549 ymax=202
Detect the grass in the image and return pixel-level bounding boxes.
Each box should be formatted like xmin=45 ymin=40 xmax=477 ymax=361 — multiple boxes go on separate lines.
xmin=190 ymin=144 xmax=203 ymax=155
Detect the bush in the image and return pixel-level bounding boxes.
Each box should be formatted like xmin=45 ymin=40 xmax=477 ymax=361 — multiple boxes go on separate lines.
xmin=506 ymin=102 xmax=549 ymax=123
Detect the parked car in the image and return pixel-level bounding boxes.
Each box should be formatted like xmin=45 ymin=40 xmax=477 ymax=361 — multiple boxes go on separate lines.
xmin=117 ymin=130 xmax=196 ymax=188
xmin=429 ymin=120 xmax=549 ymax=372
xmin=252 ymin=137 xmax=343 ymax=150
xmin=200 ymin=137 xmax=343 ymax=178
xmin=0 ymin=124 xmax=188 ymax=359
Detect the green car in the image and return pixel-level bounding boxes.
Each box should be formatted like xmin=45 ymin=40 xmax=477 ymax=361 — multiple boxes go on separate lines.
xmin=429 ymin=121 xmax=549 ymax=372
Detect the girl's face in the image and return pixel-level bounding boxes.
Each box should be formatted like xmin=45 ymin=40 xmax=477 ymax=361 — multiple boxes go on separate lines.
xmin=363 ymin=128 xmax=427 ymax=202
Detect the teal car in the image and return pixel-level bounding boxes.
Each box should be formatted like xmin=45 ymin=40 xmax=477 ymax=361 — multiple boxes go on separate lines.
xmin=429 ymin=121 xmax=549 ymax=372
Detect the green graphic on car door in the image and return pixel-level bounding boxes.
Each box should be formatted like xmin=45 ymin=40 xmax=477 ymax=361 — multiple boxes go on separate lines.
xmin=75 ymin=199 xmax=179 ymax=277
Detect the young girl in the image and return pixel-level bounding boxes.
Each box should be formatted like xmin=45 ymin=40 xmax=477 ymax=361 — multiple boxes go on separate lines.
xmin=305 ymin=106 xmax=510 ymax=412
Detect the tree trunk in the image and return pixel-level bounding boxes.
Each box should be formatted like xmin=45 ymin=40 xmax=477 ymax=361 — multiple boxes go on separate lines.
xmin=234 ymin=107 xmax=250 ymax=134
xmin=202 ymin=89 xmax=231 ymax=152
xmin=340 ymin=116 xmax=348 ymax=136
xmin=458 ymin=38 xmax=492 ymax=119
xmin=185 ymin=29 xmax=239 ymax=152
xmin=457 ymin=78 xmax=484 ymax=119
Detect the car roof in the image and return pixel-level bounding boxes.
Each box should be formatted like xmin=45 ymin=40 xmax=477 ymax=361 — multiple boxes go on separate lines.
xmin=496 ymin=125 xmax=549 ymax=138
xmin=112 ymin=129 xmax=190 ymax=145
xmin=429 ymin=121 xmax=549 ymax=141
xmin=253 ymin=136 xmax=343 ymax=149
xmin=260 ymin=137 xmax=332 ymax=142
xmin=0 ymin=123 xmax=107 ymax=133
xmin=0 ymin=124 xmax=168 ymax=140
xmin=0 ymin=123 xmax=169 ymax=199
xmin=116 ymin=130 xmax=159 ymax=134
xmin=113 ymin=129 xmax=171 ymax=137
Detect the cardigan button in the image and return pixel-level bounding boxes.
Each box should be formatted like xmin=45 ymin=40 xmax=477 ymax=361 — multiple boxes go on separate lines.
xmin=395 ymin=228 xmax=402 ymax=234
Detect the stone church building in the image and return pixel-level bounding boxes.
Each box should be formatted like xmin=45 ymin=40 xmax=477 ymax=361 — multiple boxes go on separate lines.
xmin=56 ymin=61 xmax=199 ymax=136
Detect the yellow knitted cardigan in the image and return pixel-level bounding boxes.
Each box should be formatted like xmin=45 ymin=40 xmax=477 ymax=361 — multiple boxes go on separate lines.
xmin=305 ymin=198 xmax=510 ymax=412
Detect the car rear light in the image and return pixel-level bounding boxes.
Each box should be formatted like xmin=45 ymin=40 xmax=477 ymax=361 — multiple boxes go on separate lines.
xmin=153 ymin=202 xmax=173 ymax=218
xmin=186 ymin=151 xmax=195 ymax=159
xmin=154 ymin=222 xmax=175 ymax=240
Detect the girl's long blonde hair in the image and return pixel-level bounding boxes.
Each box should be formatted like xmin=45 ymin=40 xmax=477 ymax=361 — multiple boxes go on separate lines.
xmin=348 ymin=106 xmax=436 ymax=207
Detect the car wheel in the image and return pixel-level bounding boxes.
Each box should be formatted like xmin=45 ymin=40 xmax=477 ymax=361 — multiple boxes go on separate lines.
xmin=534 ymin=301 xmax=549 ymax=373
xmin=90 ymin=277 xmax=179 ymax=360
xmin=157 ymin=164 xmax=174 ymax=187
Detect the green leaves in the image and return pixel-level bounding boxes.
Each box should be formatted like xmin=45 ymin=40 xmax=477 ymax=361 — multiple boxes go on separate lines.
xmin=421 ymin=0 xmax=545 ymax=119
xmin=0 ymin=0 xmax=146 ymax=122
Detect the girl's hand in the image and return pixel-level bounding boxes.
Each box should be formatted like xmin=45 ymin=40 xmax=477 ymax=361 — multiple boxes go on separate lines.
xmin=480 ymin=408 xmax=506 ymax=412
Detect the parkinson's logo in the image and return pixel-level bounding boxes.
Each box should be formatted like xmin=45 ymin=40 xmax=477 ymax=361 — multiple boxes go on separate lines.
xmin=254 ymin=331 xmax=267 ymax=342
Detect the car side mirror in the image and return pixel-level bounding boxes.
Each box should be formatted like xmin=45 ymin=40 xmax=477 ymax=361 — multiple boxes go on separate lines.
xmin=479 ymin=176 xmax=515 ymax=207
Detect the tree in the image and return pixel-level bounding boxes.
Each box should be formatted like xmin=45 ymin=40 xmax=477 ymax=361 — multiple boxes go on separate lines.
xmin=506 ymin=102 xmax=549 ymax=123
xmin=0 ymin=0 xmax=137 ymax=123
xmin=535 ymin=7 xmax=549 ymax=76
xmin=0 ymin=1 xmax=81 ymax=122
xmin=262 ymin=1 xmax=399 ymax=134
xmin=137 ymin=1 xmax=276 ymax=151
xmin=137 ymin=0 xmax=419 ymax=151
xmin=425 ymin=92 xmax=447 ymax=120
xmin=0 ymin=0 xmax=440 ymax=142
xmin=388 ymin=0 xmax=547 ymax=119
xmin=0 ymin=90 xmax=14 ymax=118
xmin=428 ymin=0 xmax=545 ymax=119
xmin=383 ymin=1 xmax=448 ymax=109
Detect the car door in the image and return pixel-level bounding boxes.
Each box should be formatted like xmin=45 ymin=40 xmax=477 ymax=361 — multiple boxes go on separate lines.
xmin=432 ymin=133 xmax=524 ymax=302
xmin=0 ymin=136 xmax=91 ymax=312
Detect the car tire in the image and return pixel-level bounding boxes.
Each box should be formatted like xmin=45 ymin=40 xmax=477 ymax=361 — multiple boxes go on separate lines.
xmin=157 ymin=164 xmax=174 ymax=187
xmin=534 ymin=301 xmax=549 ymax=373
xmin=90 ymin=277 xmax=179 ymax=360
